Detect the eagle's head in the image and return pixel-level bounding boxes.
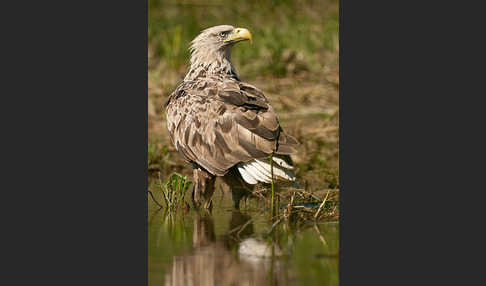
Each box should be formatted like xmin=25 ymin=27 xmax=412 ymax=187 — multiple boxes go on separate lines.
xmin=188 ymin=25 xmax=252 ymax=77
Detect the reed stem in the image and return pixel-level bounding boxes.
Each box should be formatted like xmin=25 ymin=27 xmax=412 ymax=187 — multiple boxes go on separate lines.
xmin=270 ymin=153 xmax=276 ymax=218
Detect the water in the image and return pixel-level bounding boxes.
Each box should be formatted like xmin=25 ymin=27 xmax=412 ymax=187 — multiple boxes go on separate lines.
xmin=148 ymin=190 xmax=339 ymax=286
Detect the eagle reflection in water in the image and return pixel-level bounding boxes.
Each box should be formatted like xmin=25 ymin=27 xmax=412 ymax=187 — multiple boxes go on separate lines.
xmin=163 ymin=211 xmax=292 ymax=286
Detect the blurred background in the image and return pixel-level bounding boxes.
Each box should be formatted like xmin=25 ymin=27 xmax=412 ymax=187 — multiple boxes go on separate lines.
xmin=148 ymin=0 xmax=339 ymax=191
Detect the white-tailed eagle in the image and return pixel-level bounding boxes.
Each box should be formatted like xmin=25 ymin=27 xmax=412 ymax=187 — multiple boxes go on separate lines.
xmin=165 ymin=25 xmax=299 ymax=209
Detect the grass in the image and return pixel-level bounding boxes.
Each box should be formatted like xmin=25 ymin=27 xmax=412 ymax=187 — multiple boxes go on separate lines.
xmin=270 ymin=153 xmax=276 ymax=218
xmin=148 ymin=0 xmax=339 ymax=220
xmin=250 ymin=186 xmax=339 ymax=226
xmin=154 ymin=172 xmax=193 ymax=211
xmin=149 ymin=0 xmax=338 ymax=78
xmin=148 ymin=141 xmax=169 ymax=170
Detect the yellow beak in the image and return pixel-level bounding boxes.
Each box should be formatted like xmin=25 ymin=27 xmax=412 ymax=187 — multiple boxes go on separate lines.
xmin=225 ymin=27 xmax=253 ymax=43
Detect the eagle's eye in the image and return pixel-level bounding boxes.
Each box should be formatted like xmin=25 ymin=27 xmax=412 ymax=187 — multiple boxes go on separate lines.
xmin=219 ymin=32 xmax=226 ymax=38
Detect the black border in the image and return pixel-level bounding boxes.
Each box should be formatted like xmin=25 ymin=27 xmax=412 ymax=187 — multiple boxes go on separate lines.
xmin=5 ymin=1 xmax=149 ymax=284
xmin=338 ymin=0 xmax=475 ymax=284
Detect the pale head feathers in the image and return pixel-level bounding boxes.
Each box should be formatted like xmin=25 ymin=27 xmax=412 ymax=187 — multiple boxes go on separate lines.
xmin=185 ymin=25 xmax=241 ymax=80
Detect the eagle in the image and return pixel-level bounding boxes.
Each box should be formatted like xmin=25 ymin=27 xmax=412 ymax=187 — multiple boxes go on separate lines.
xmin=165 ymin=25 xmax=299 ymax=209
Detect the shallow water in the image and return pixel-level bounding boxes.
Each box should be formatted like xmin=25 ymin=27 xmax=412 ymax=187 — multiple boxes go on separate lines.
xmin=148 ymin=190 xmax=339 ymax=286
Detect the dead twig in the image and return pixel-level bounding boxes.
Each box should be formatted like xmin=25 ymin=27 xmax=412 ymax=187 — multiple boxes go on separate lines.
xmin=237 ymin=219 xmax=253 ymax=237
xmin=314 ymin=190 xmax=330 ymax=219
xmin=148 ymin=190 xmax=164 ymax=209
xmin=227 ymin=219 xmax=253 ymax=236
xmin=314 ymin=223 xmax=327 ymax=246
xmin=267 ymin=216 xmax=284 ymax=235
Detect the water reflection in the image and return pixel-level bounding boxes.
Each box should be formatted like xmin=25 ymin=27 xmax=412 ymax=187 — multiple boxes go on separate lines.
xmin=149 ymin=192 xmax=339 ymax=286
xmin=163 ymin=211 xmax=292 ymax=286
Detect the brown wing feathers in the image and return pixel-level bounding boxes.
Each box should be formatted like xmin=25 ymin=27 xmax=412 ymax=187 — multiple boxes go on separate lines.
xmin=166 ymin=77 xmax=298 ymax=176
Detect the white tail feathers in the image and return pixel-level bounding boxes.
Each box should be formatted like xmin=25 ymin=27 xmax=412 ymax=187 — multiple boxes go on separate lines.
xmin=237 ymin=166 xmax=258 ymax=184
xmin=271 ymin=157 xmax=294 ymax=169
xmin=237 ymin=158 xmax=296 ymax=185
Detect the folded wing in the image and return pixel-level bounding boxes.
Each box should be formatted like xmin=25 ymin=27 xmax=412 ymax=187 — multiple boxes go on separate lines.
xmin=166 ymin=77 xmax=299 ymax=179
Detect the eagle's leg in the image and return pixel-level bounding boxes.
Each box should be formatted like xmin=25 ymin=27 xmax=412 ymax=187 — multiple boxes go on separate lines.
xmin=192 ymin=167 xmax=216 ymax=209
xmin=222 ymin=168 xmax=253 ymax=210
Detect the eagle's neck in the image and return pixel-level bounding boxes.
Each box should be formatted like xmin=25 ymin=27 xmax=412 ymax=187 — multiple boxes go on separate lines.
xmin=184 ymin=49 xmax=239 ymax=81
